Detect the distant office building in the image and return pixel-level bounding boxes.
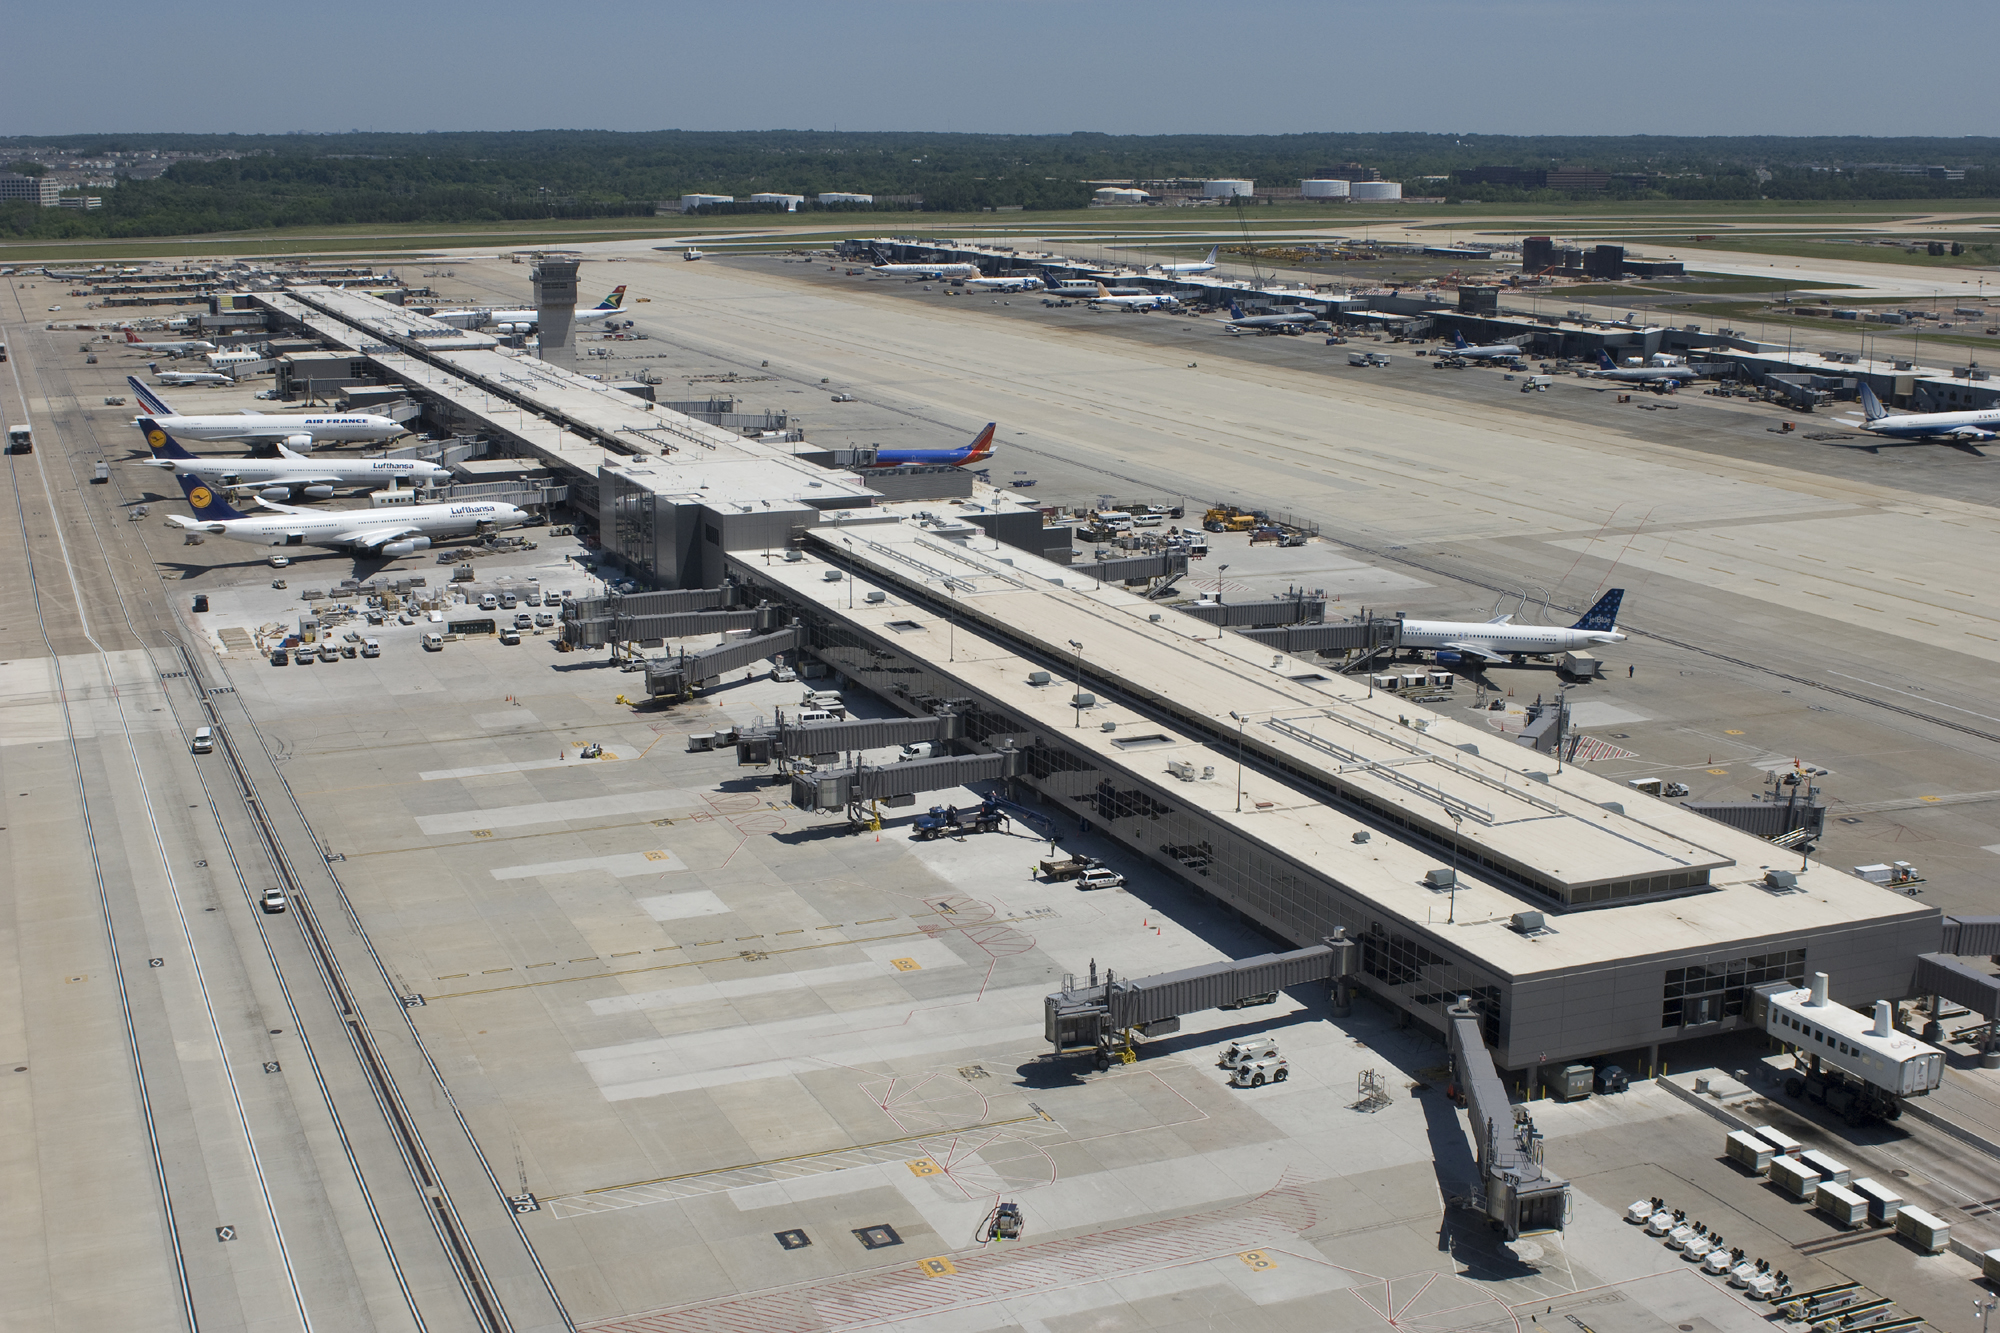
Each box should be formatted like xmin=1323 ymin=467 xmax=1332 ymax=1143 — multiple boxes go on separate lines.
xmin=1583 ymin=244 xmax=1625 ymax=279
xmin=0 ymin=172 xmax=62 ymax=207
xmin=1547 ymin=168 xmax=1610 ymax=192
xmin=1309 ymin=163 xmax=1381 ymax=182
xmin=1457 ymin=167 xmax=1548 ymax=189
xmin=56 ymin=195 xmax=102 ymax=210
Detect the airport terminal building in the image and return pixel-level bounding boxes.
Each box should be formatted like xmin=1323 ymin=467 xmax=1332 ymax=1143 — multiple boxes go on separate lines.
xmin=725 ymin=513 xmax=1940 ymax=1075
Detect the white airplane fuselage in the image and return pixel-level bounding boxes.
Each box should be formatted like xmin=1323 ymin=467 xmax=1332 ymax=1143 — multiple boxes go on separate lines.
xmin=137 ymin=413 xmax=403 ymax=445
xmin=1397 ymin=618 xmax=1624 ymax=659
xmin=143 ymin=454 xmax=449 ymax=492
xmin=171 ymin=499 xmax=526 ymax=550
xmin=1864 ymin=406 xmax=2000 ymax=441
xmin=869 ymin=263 xmax=979 ymax=278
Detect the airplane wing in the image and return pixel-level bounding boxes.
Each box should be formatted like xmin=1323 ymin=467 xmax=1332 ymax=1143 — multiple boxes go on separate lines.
xmin=1485 ymin=614 xmax=1513 ymax=625
xmin=1440 ymin=641 xmax=1509 ymax=663
xmin=334 ymin=525 xmax=422 ymax=549
xmin=253 ymin=496 xmax=310 ymax=515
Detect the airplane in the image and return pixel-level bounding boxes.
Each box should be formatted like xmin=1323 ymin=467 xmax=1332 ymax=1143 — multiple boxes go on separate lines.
xmin=1838 ymin=383 xmax=2000 ymax=443
xmin=1088 ymin=282 xmax=1180 ymax=311
xmin=1154 ymin=245 xmax=1220 ymax=276
xmin=121 ymin=329 xmax=218 ymax=357
xmin=572 ymin=286 xmax=630 ymax=325
xmin=1585 ymin=349 xmax=1703 ymax=386
xmin=153 ymin=368 xmax=234 ymax=387
xmin=963 ymin=273 xmax=1043 ymax=292
xmin=136 ymin=418 xmax=450 ymax=500
xmin=1045 ymin=278 xmax=1109 ymax=299
xmin=867 ymin=255 xmax=980 ymax=279
xmin=684 ymin=247 xmax=705 ymax=261
xmin=164 ymin=470 xmax=526 ymax=557
xmin=1446 ymin=330 xmax=1528 ymax=362
xmin=1396 ymin=589 xmax=1625 ymax=665
xmin=1214 ymin=302 xmax=1327 ymax=334
xmin=870 ymin=423 xmax=996 ymax=468
xmin=127 ymin=377 xmax=404 ymax=448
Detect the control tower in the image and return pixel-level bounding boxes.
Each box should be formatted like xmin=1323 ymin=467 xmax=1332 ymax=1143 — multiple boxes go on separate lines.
xmin=530 ymin=256 xmax=579 ymax=364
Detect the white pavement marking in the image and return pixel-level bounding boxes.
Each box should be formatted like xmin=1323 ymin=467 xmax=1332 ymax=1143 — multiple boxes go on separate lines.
xmin=492 ymin=850 xmax=686 ymax=880
xmin=1567 ymin=700 xmax=1650 ymax=728
xmin=414 ymin=787 xmax=709 ymax=834
xmin=421 ymin=745 xmax=638 ymax=780
xmin=635 ymin=889 xmax=730 ymax=922
xmin=578 ymin=983 xmax=1049 ymax=1102
xmin=472 ymin=709 xmax=539 ymax=727
xmin=586 ymin=943 xmax=964 ymax=1017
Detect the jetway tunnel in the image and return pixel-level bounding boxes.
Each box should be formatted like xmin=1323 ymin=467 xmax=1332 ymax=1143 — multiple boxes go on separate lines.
xmin=737 ymin=711 xmax=967 ymax=766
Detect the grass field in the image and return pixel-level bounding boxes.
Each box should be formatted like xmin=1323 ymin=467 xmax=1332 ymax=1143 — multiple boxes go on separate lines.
xmin=9 ymin=198 xmax=2000 ymax=266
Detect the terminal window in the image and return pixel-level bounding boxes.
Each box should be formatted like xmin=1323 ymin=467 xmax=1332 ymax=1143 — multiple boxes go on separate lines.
xmin=1661 ymin=949 xmax=1805 ymax=1029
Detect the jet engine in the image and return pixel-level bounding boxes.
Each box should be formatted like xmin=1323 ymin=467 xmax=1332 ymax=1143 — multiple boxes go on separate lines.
xmin=301 ymin=485 xmax=335 ymax=500
xmin=284 ymin=434 xmax=318 ymax=452
xmin=380 ymin=537 xmax=433 ymax=558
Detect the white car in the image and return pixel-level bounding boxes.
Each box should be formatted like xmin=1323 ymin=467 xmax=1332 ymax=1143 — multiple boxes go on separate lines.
xmin=259 ymin=889 xmax=288 ymax=914
xmin=1076 ymin=867 xmax=1125 ymax=891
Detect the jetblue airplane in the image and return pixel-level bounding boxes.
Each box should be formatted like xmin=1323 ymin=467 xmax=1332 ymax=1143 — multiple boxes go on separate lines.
xmin=1449 ymin=331 xmax=1527 ymax=361
xmin=1841 ymin=383 xmax=2000 ymax=443
xmin=165 ymin=471 xmax=524 ymax=556
xmin=871 ymin=423 xmax=996 ymax=467
xmin=1398 ymin=589 xmax=1626 ymax=664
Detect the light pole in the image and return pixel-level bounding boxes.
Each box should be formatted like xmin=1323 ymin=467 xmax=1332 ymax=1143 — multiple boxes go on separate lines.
xmin=843 ymin=537 xmax=854 ymax=609
xmin=1216 ymin=563 xmax=1229 ymax=603
xmin=1068 ymin=639 xmax=1084 ymax=728
xmin=1446 ymin=809 xmax=1463 ymax=924
xmin=1976 ymin=1296 xmax=1997 ymax=1333
xmin=1228 ymin=710 xmax=1247 ymax=812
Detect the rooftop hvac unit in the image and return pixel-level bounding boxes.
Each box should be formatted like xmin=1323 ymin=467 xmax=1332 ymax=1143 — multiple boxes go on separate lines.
xmin=1072 ymin=692 xmax=1096 ymax=708
xmin=865 ymin=590 xmax=887 ymax=603
xmin=1424 ymin=868 xmax=1456 ymax=889
xmin=1511 ymin=911 xmax=1546 ymax=934
xmin=783 ymin=550 xmax=804 ymax=562
xmin=1168 ymin=759 xmax=1197 ymax=782
xmin=1027 ymin=670 xmax=1051 ymax=685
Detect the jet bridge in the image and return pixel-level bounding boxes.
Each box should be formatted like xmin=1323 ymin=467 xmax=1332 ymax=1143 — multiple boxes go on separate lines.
xmin=643 ymin=625 xmax=805 ymax=698
xmin=738 ymin=711 xmax=966 ymax=766
xmin=790 ymin=747 xmax=1021 ymax=812
xmin=1044 ymin=935 xmax=1356 ymax=1059
xmin=1447 ymin=998 xmax=1569 ymax=1239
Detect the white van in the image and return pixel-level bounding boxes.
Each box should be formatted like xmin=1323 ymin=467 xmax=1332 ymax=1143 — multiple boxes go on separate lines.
xmin=479 ymin=592 xmax=499 ymax=611
xmin=361 ymin=638 xmax=380 ymax=658
xmin=796 ymin=708 xmax=835 ymax=725
xmin=190 ymin=727 xmax=214 ymax=754
xmin=423 ymin=632 xmax=443 ymax=651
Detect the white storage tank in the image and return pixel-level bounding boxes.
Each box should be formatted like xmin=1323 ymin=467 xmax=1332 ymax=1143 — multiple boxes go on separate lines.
xmin=748 ymin=193 xmax=805 ymax=212
xmin=679 ymin=193 xmax=733 ymax=212
xmin=1350 ymin=181 xmax=1403 ymax=201
xmin=1300 ymin=179 xmax=1351 ymax=199
xmin=1203 ymin=179 xmax=1254 ymax=198
xmin=817 ymin=192 xmax=874 ymax=204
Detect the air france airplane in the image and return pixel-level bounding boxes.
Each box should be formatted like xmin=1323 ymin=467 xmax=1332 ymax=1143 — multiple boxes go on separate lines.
xmin=1397 ymin=589 xmax=1626 ymax=664
xmin=165 ymin=471 xmax=525 ymax=557
xmin=127 ymin=378 xmax=403 ymax=448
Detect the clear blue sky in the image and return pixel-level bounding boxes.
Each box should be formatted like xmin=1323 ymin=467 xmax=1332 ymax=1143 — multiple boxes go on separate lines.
xmin=3 ymin=0 xmax=1993 ymax=138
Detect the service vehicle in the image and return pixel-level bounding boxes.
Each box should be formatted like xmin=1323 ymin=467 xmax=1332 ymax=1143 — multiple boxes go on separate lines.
xmin=190 ymin=727 xmax=214 ymax=754
xmin=317 ymin=643 xmax=337 ymax=663
xmin=1229 ymin=1056 xmax=1289 ymax=1088
xmin=1757 ymin=972 xmax=1943 ymax=1125
xmin=259 ymin=889 xmax=288 ymax=914
xmin=423 ymin=632 xmax=443 ymax=651
xmin=1038 ymin=854 xmax=1099 ymax=881
xmin=361 ymin=638 xmax=380 ymax=658
xmin=1218 ymin=1038 xmax=1280 ymax=1070
xmin=515 ymin=612 xmax=534 ymax=630
xmin=270 ymin=648 xmax=289 ymax=666
xmin=500 ymin=628 xmax=521 ymax=645
xmin=1076 ymin=866 xmax=1126 ymax=891
xmin=4 ymin=426 xmax=28 ymax=455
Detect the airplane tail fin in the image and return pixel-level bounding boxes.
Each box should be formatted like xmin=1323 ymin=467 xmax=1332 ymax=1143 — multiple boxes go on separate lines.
xmin=1859 ymin=383 xmax=1889 ymax=422
xmin=1571 ymin=588 xmax=1625 ymax=632
xmin=1596 ymin=349 xmax=1618 ymax=371
xmin=125 ymin=329 xmax=142 ymax=344
xmin=1205 ymin=245 xmax=1218 ymax=263
xmin=137 ymin=417 xmax=198 ymax=461
xmin=961 ymin=423 xmax=996 ymax=464
xmin=1094 ymin=282 xmax=1111 ymax=297
xmin=596 ymin=285 xmax=627 ymax=310
xmin=174 ymin=469 xmax=249 ymax=521
xmin=127 ymin=376 xmax=175 ymax=417
xmin=1453 ymin=331 xmax=1469 ymax=350
xmin=1229 ymin=302 xmax=1244 ymax=319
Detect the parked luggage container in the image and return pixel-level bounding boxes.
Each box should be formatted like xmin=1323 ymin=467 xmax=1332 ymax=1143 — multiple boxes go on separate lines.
xmin=1814 ymin=1181 xmax=1867 ymax=1229
xmin=1770 ymin=1155 xmax=1820 ymax=1200
xmin=1725 ymin=1129 xmax=1774 ymax=1174
xmin=1896 ymin=1206 xmax=1948 ymax=1253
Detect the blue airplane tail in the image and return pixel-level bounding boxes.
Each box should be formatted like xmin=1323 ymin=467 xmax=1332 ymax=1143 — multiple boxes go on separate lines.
xmin=1453 ymin=331 xmax=1470 ymax=350
xmin=1229 ymin=302 xmax=1245 ymax=319
xmin=128 ymin=376 xmax=175 ymax=417
xmin=593 ymin=285 xmax=626 ymax=311
xmin=1859 ymin=383 xmax=1888 ymax=421
xmin=1596 ymin=349 xmax=1619 ymax=371
xmin=137 ymin=416 xmax=198 ymax=461
xmin=175 ymin=468 xmax=249 ymax=520
xmin=1571 ymin=588 xmax=1624 ymax=632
